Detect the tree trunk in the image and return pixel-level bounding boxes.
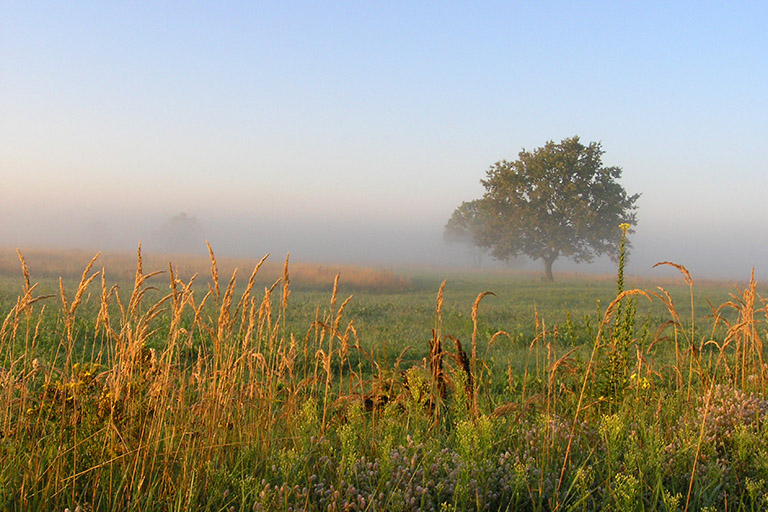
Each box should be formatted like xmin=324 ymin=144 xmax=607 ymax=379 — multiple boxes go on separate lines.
xmin=544 ymin=258 xmax=555 ymax=282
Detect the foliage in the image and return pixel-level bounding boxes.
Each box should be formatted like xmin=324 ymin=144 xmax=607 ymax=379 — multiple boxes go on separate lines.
xmin=443 ymin=200 xmax=489 ymax=267
xmin=0 ymin=241 xmax=765 ymax=511
xmin=445 ymin=136 xmax=639 ymax=280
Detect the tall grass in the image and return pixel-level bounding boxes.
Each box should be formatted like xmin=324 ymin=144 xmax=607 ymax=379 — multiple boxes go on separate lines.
xmin=1 ymin=239 xmax=767 ymax=511
xmin=0 ymin=248 xmax=412 ymax=292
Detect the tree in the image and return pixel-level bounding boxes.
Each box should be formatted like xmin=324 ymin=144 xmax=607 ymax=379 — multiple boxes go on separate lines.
xmin=152 ymin=212 xmax=205 ymax=254
xmin=445 ymin=136 xmax=639 ymax=281
xmin=444 ymin=200 xmax=488 ymax=266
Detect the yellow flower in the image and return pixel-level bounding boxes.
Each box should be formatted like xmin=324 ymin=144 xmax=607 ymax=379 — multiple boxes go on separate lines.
xmin=619 ymin=223 xmax=630 ymax=233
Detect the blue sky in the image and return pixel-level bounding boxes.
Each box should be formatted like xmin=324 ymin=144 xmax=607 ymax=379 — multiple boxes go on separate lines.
xmin=2 ymin=2 xmax=767 ymax=278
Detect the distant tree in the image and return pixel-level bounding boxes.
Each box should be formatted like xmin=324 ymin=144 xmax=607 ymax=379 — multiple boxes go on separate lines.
xmin=443 ymin=200 xmax=488 ymax=266
xmin=153 ymin=212 xmax=204 ymax=254
xmin=445 ymin=136 xmax=639 ymax=281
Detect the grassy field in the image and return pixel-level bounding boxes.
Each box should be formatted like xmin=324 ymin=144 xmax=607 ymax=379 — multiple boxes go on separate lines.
xmin=1 ymin=244 xmax=766 ymax=511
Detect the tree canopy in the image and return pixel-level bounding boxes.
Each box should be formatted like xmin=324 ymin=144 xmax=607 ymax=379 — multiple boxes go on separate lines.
xmin=445 ymin=136 xmax=639 ymax=281
xmin=152 ymin=212 xmax=205 ymax=254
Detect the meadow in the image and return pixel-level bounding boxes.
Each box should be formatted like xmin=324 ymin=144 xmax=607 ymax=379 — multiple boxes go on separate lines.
xmin=1 ymin=242 xmax=766 ymax=511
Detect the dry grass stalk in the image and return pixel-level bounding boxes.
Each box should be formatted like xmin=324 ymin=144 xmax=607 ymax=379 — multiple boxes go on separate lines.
xmin=337 ymin=321 xmax=355 ymax=394
xmin=428 ymin=331 xmax=445 ymax=405
xmin=58 ymin=277 xmax=68 ymax=321
xmin=470 ymin=291 xmax=495 ymax=418
xmin=234 ymin=253 xmax=269 ymax=326
xmin=435 ymin=280 xmax=446 ymax=335
xmin=330 ymin=273 xmax=340 ymax=311
xmin=428 ymin=281 xmax=448 ymax=412
xmin=281 ymin=253 xmax=290 ymax=311
xmin=334 ymin=295 xmax=353 ymax=333
xmin=217 ymin=268 xmax=238 ymax=341
xmin=471 ymin=291 xmax=495 ymax=363
xmin=485 ymin=330 xmax=512 ymax=361
xmin=653 ymin=261 xmax=693 ymax=286
xmin=96 ymin=267 xmax=119 ymax=342
xmin=16 ymin=249 xmax=31 ymax=295
xmin=654 ymin=261 xmax=698 ymax=398
xmin=206 ymin=240 xmax=220 ymax=303
xmin=59 ymin=255 xmax=102 ymax=372
xmin=722 ymin=270 xmax=764 ymax=390
xmin=127 ymin=255 xmax=163 ymax=319
xmin=134 ymin=241 xmax=144 ymax=287
xmin=257 ymin=279 xmax=281 ymax=344
xmin=319 ymin=347 xmax=333 ymax=431
xmin=169 ymin=262 xmax=179 ymax=308
xmin=651 ymin=287 xmax=685 ymax=390
xmin=68 ymin=254 xmax=101 ymax=319
xmin=546 ymin=346 xmax=579 ymax=428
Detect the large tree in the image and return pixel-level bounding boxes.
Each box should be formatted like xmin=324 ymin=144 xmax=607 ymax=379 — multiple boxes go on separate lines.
xmin=446 ymin=136 xmax=639 ymax=281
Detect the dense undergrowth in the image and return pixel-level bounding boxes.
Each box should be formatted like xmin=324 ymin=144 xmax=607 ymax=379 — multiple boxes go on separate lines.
xmin=1 ymin=236 xmax=767 ymax=511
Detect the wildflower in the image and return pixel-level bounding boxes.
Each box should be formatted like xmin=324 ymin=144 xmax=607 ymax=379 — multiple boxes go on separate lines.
xmin=619 ymin=223 xmax=630 ymax=232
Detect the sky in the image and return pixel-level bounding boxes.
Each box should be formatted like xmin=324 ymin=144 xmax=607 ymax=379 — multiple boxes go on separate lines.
xmin=2 ymin=2 xmax=767 ymax=280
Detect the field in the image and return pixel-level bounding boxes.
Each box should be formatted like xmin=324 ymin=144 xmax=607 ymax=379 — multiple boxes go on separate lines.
xmin=1 ymin=245 xmax=767 ymax=511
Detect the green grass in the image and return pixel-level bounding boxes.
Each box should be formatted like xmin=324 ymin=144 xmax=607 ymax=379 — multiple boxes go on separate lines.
xmin=0 ymin=247 xmax=766 ymax=511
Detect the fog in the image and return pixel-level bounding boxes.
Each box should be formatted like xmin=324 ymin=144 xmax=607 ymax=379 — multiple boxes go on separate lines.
xmin=2 ymin=197 xmax=766 ymax=283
